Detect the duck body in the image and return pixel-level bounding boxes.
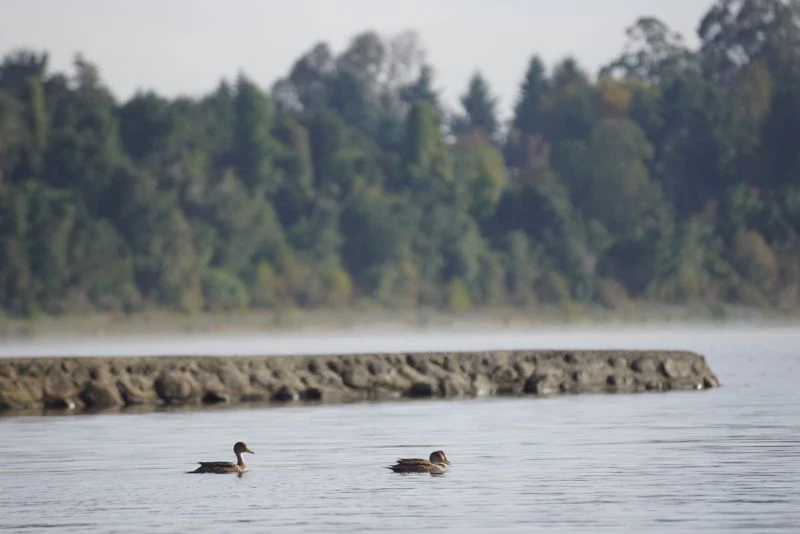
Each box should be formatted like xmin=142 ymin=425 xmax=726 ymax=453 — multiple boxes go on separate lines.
xmin=387 ymin=450 xmax=450 ymax=474
xmin=190 ymin=460 xmax=247 ymax=474
xmin=188 ymin=441 xmax=254 ymax=474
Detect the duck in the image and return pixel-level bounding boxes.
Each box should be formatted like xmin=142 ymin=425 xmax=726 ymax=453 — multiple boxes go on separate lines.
xmin=386 ymin=450 xmax=451 ymax=474
xmin=187 ymin=441 xmax=255 ymax=474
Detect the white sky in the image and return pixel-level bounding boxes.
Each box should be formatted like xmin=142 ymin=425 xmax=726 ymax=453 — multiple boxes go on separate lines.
xmin=1 ymin=0 xmax=715 ymax=120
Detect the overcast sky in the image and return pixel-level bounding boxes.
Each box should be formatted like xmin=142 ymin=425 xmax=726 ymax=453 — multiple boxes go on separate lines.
xmin=1 ymin=0 xmax=715 ymax=120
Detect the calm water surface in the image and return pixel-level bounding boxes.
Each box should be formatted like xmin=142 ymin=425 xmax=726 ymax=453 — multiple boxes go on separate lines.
xmin=1 ymin=325 xmax=799 ymax=533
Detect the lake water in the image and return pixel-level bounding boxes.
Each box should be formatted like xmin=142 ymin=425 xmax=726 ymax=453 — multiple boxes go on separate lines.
xmin=1 ymin=324 xmax=799 ymax=533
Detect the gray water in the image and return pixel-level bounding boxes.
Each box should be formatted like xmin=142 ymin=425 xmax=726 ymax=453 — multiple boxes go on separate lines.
xmin=1 ymin=325 xmax=799 ymax=533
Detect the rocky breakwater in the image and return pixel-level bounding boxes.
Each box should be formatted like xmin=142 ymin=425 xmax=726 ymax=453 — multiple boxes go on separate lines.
xmin=0 ymin=350 xmax=719 ymax=415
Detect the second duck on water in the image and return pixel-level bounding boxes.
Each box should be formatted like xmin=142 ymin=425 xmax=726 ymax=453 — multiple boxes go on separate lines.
xmin=386 ymin=450 xmax=451 ymax=474
xmin=187 ymin=441 xmax=255 ymax=474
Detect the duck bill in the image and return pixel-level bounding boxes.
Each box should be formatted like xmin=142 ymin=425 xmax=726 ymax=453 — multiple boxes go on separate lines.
xmin=246 ymin=448 xmax=255 ymax=454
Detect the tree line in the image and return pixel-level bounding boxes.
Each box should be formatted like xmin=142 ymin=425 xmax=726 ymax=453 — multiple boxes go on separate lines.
xmin=1 ymin=0 xmax=798 ymax=318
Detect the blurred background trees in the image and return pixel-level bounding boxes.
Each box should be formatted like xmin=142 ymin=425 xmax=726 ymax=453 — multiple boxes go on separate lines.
xmin=1 ymin=0 xmax=798 ymax=318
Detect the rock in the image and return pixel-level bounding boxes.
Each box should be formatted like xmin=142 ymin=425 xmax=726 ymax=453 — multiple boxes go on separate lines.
xmin=490 ymin=364 xmax=518 ymax=384
xmin=608 ymin=356 xmax=627 ymax=368
xmin=367 ymin=360 xmax=389 ymax=375
xmin=80 ymin=383 xmax=123 ymax=409
xmin=273 ymin=385 xmax=299 ymax=402
xmin=218 ymin=367 xmax=247 ymax=393
xmin=342 ymin=367 xmax=371 ymax=389
xmin=406 ymin=382 xmax=436 ymax=398
xmin=87 ymin=366 xmax=112 ymax=383
xmin=491 ymin=363 xmax=525 ymax=394
xmin=406 ymin=354 xmax=430 ymax=374
xmin=631 ymin=357 xmax=658 ymax=374
xmin=154 ymin=372 xmax=197 ymax=404
xmin=372 ymin=377 xmax=410 ymax=396
xmin=44 ymin=369 xmax=81 ymax=398
xmin=522 ymin=365 xmax=565 ymax=395
xmin=573 ymin=370 xmax=591 ymax=385
xmin=661 ymin=359 xmax=691 ymax=379
xmin=439 ymin=374 xmax=472 ymax=397
xmin=471 ymin=374 xmax=495 ymax=396
xmin=703 ymin=375 xmax=719 ymax=389
xmin=0 ymin=376 xmax=40 ymax=408
xmin=201 ymin=391 xmax=229 ymax=404
xmin=117 ymin=376 xmax=158 ymax=406
xmin=325 ymin=360 xmax=343 ymax=375
xmin=0 ymin=362 xmax=14 ymax=379
xmin=525 ymin=375 xmax=561 ymax=395
xmin=313 ymin=370 xmax=346 ymax=388
xmin=513 ymin=361 xmax=535 ymax=379
xmin=606 ymin=374 xmax=634 ymax=390
xmin=540 ymin=365 xmax=565 ymax=379
xmin=250 ymin=369 xmax=275 ymax=389
xmin=16 ymin=362 xmax=42 ymax=379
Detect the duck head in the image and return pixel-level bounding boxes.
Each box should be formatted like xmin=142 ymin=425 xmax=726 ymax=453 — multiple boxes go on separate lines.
xmin=429 ymin=450 xmax=450 ymax=465
xmin=234 ymin=441 xmax=255 ymax=455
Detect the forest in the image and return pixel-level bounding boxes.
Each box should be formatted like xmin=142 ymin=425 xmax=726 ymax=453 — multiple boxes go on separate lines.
xmin=0 ymin=0 xmax=798 ymax=320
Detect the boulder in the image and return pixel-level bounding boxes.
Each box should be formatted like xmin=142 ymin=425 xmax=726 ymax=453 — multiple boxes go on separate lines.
xmin=80 ymin=382 xmax=124 ymax=409
xmin=154 ymin=372 xmax=197 ymax=404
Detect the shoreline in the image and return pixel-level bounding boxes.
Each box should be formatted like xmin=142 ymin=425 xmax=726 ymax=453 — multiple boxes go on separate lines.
xmin=1 ymin=303 xmax=797 ymax=343
xmin=0 ymin=349 xmax=720 ymax=417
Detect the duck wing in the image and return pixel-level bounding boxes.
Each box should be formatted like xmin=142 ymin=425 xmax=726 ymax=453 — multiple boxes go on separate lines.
xmin=197 ymin=461 xmax=236 ymax=469
xmin=387 ymin=458 xmax=435 ymax=472
xmin=394 ymin=458 xmax=429 ymax=466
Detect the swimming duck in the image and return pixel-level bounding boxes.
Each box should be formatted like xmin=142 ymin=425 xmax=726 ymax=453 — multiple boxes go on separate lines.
xmin=187 ymin=441 xmax=255 ymax=474
xmin=386 ymin=450 xmax=451 ymax=474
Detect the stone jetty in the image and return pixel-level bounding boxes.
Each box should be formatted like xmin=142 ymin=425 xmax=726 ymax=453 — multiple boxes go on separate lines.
xmin=0 ymin=350 xmax=719 ymax=415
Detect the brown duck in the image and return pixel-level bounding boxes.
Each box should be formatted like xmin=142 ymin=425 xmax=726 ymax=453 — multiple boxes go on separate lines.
xmin=187 ymin=441 xmax=255 ymax=474
xmin=386 ymin=450 xmax=451 ymax=474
